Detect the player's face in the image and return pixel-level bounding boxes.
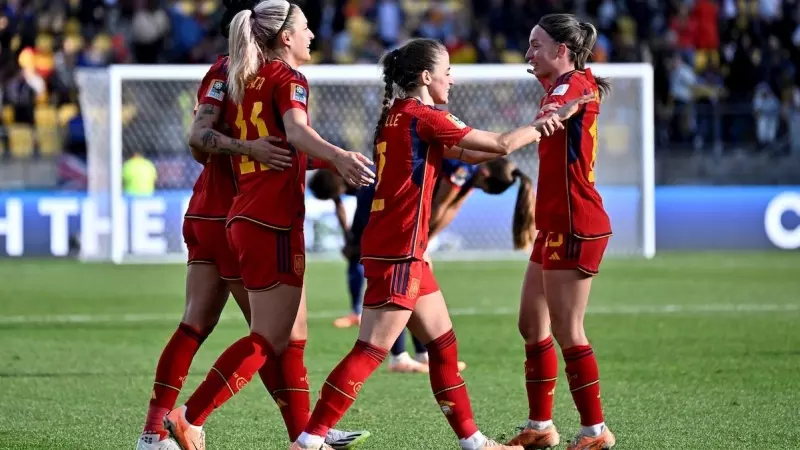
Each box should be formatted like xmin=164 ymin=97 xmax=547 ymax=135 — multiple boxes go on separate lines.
xmin=287 ymin=9 xmax=314 ymax=64
xmin=427 ymin=50 xmax=454 ymax=105
xmin=526 ymin=25 xmax=561 ymax=79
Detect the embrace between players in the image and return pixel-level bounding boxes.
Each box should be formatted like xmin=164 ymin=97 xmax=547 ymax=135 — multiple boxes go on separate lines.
xmin=137 ymin=1 xmax=616 ymax=450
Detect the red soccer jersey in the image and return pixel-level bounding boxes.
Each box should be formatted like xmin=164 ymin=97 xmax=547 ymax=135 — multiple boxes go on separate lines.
xmin=184 ymin=56 xmax=238 ymax=220
xmin=535 ymin=68 xmax=611 ymax=238
xmin=361 ymin=99 xmax=472 ymax=261
xmin=224 ymin=60 xmax=311 ymax=230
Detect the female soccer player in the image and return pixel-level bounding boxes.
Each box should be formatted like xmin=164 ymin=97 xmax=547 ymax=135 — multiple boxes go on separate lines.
xmin=430 ymin=157 xmax=535 ymax=251
xmin=506 ymin=14 xmax=616 ymax=450
xmin=292 ymin=38 xmax=591 ymax=450
xmin=162 ymin=2 xmax=374 ymax=449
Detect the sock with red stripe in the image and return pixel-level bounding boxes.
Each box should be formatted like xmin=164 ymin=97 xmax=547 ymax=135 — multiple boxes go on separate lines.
xmin=563 ymin=345 xmax=604 ymax=427
xmin=143 ymin=323 xmax=209 ymax=438
xmin=257 ymin=340 xmax=311 ymax=441
xmin=303 ymin=340 xmax=387 ymax=437
xmin=525 ymin=336 xmax=558 ymax=423
xmin=426 ymin=329 xmax=479 ymax=439
xmin=184 ymin=332 xmax=275 ymax=426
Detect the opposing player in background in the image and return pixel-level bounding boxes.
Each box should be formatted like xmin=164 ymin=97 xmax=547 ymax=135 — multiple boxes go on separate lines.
xmin=430 ymin=158 xmax=535 ymax=251
xmin=163 ymin=2 xmax=374 ymax=450
xmin=507 ymin=14 xmax=616 ymax=450
xmin=293 ymin=38 xmax=591 ymax=450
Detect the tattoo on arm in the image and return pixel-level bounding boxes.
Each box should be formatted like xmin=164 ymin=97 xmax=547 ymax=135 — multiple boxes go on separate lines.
xmin=218 ymin=148 xmax=235 ymax=155
xmin=201 ymin=106 xmax=216 ymax=115
xmin=201 ymin=130 xmax=218 ymax=149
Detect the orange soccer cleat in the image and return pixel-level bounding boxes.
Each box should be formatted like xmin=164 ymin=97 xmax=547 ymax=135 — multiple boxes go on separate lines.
xmin=565 ymin=427 xmax=615 ymax=450
xmin=163 ymin=406 xmax=205 ymax=450
xmin=414 ymin=351 xmax=467 ymax=371
xmin=506 ymin=424 xmax=560 ymax=449
xmin=333 ymin=313 xmax=361 ymax=329
xmin=388 ymin=352 xmax=429 ymax=373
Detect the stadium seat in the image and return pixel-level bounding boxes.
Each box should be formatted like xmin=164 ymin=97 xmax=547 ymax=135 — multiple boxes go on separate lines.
xmin=8 ymin=124 xmax=35 ymax=159
xmin=35 ymin=105 xmax=61 ymax=157
xmin=2 ymin=105 xmax=14 ymax=125
xmin=58 ymin=103 xmax=79 ymax=127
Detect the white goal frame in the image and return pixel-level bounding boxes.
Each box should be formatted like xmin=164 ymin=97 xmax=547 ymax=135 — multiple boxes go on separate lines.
xmin=99 ymin=63 xmax=655 ymax=264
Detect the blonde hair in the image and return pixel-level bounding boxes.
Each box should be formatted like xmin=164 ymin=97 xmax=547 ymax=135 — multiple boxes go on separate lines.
xmin=227 ymin=0 xmax=298 ymax=103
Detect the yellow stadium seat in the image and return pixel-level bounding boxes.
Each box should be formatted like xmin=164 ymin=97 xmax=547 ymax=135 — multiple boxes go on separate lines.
xmin=58 ymin=103 xmax=79 ymax=127
xmin=8 ymin=124 xmax=35 ymax=159
xmin=35 ymin=105 xmax=61 ymax=157
xmin=2 ymin=105 xmax=14 ymax=125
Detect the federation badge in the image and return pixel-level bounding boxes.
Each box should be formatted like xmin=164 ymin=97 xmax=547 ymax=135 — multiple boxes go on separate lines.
xmin=445 ymin=113 xmax=466 ymax=129
xmin=408 ymin=277 xmax=420 ymax=299
xmin=294 ymin=254 xmax=305 ymax=276
xmin=206 ymin=79 xmax=226 ymax=101
xmin=291 ymin=83 xmax=308 ymax=104
xmin=551 ymin=84 xmax=569 ymax=96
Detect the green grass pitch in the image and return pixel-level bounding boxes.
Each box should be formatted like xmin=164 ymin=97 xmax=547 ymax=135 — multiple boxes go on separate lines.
xmin=1 ymin=252 xmax=799 ymax=449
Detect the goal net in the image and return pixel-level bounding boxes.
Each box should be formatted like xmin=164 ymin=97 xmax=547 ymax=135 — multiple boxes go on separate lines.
xmin=76 ymin=63 xmax=654 ymax=264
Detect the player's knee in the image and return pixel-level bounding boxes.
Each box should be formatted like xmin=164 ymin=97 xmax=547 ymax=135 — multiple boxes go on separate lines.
xmin=181 ymin=307 xmax=222 ymax=333
xmin=549 ymin=318 xmax=587 ymax=349
xmin=518 ymin=316 xmax=550 ymax=344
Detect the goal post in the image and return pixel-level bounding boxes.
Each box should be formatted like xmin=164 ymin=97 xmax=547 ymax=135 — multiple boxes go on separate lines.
xmin=75 ymin=63 xmax=655 ymax=264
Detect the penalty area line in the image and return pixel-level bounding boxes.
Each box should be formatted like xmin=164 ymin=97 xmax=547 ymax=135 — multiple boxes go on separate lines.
xmin=0 ymin=303 xmax=797 ymax=325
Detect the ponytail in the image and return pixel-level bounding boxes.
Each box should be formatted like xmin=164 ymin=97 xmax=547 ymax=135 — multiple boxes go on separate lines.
xmin=227 ymin=9 xmax=263 ymax=104
xmin=374 ymin=49 xmax=398 ymax=152
xmin=577 ymin=21 xmax=611 ymax=101
xmin=511 ymin=168 xmax=536 ymax=250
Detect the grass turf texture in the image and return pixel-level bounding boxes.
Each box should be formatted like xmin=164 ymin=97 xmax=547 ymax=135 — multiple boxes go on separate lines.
xmin=0 ymin=252 xmax=798 ymax=449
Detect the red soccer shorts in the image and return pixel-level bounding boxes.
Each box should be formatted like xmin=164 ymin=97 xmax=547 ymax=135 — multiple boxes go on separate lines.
xmin=530 ymin=231 xmax=609 ymax=276
xmin=183 ymin=218 xmax=241 ymax=280
xmin=362 ymin=259 xmax=440 ymax=310
xmin=226 ymin=219 xmax=305 ymax=291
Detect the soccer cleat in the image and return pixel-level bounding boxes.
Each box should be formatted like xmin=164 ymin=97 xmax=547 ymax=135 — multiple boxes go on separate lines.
xmin=414 ymin=351 xmax=467 ymax=371
xmin=333 ymin=313 xmax=361 ymax=329
xmin=163 ymin=406 xmax=205 ymax=450
xmin=480 ymin=439 xmax=524 ymax=449
xmin=388 ymin=352 xmax=429 ymax=373
xmin=136 ymin=433 xmax=181 ymax=450
xmin=565 ymin=427 xmax=616 ymax=450
xmin=325 ymin=429 xmax=372 ymax=449
xmin=506 ymin=424 xmax=560 ymax=449
xmin=289 ymin=441 xmax=335 ymax=450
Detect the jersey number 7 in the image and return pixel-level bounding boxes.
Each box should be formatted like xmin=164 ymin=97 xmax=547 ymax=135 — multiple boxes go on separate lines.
xmin=371 ymin=141 xmax=387 ymax=212
xmin=235 ymin=101 xmax=271 ymax=175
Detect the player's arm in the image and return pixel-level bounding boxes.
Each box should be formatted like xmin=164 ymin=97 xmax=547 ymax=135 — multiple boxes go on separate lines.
xmin=454 ymin=94 xmax=594 ymax=156
xmin=333 ymin=195 xmax=350 ymax=239
xmin=429 ymin=180 xmax=461 ymax=237
xmin=188 ymin=104 xmax=292 ymax=170
xmin=283 ymin=108 xmax=374 ymax=186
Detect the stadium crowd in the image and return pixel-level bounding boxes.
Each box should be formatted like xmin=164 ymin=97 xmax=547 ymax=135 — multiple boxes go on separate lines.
xmin=1 ymin=0 xmax=799 ymax=189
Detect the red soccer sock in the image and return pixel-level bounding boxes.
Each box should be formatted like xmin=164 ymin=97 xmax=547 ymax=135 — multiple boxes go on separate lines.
xmin=184 ymin=332 xmax=275 ymax=426
xmin=304 ymin=340 xmax=387 ymax=437
xmin=525 ymin=336 xmax=558 ymax=422
xmin=563 ymin=345 xmax=604 ymax=426
xmin=426 ymin=329 xmax=479 ymax=439
xmin=257 ymin=340 xmax=311 ymax=441
xmin=143 ymin=323 xmax=209 ymax=435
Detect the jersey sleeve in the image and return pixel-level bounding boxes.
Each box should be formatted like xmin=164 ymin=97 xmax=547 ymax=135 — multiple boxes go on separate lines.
xmin=418 ymin=109 xmax=473 ymax=149
xmin=196 ymin=59 xmax=228 ymax=109
xmin=307 ymin=156 xmax=334 ymax=171
xmin=537 ymin=75 xmax=599 ymax=119
xmin=275 ymin=73 xmax=310 ymax=118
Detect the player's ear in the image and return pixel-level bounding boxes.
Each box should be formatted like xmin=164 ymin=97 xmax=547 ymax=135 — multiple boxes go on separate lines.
xmin=556 ymin=42 xmax=568 ymax=58
xmin=420 ymin=69 xmax=433 ymax=86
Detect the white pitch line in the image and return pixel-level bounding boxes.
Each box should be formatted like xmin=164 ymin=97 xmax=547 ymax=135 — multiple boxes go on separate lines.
xmin=0 ymin=303 xmax=797 ymax=326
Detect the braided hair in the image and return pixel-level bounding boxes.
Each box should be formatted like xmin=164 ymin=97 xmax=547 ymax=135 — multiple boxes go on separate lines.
xmin=372 ymin=39 xmax=447 ymax=154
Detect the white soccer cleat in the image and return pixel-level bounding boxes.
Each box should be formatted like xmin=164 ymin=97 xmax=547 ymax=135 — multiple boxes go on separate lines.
xmin=136 ymin=433 xmax=181 ymax=450
xmin=388 ymin=352 xmax=429 ymax=373
xmin=325 ymin=428 xmax=371 ymax=449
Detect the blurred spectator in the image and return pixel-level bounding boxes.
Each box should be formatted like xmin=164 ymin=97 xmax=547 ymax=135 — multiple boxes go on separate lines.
xmin=131 ymin=0 xmax=169 ymax=64
xmin=123 ymin=151 xmax=157 ymax=196
xmin=753 ymin=82 xmax=781 ymax=146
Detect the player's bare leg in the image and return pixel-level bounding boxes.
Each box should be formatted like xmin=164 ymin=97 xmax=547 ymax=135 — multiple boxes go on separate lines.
xmin=507 ymin=262 xmax=560 ymax=449
xmin=544 ymin=270 xmax=614 ymax=449
xmin=406 ymin=291 xmax=521 ymax=450
xmin=137 ymin=264 xmax=228 ymax=450
xmin=165 ymin=284 xmax=302 ymax=450
xmin=293 ymin=304 xmax=409 ymax=449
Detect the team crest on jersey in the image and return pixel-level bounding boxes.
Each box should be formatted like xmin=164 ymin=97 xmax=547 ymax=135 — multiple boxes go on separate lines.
xmin=206 ymin=79 xmax=226 ymax=101
xmin=291 ymin=83 xmax=308 ymax=105
xmin=551 ymin=84 xmax=569 ymax=96
xmin=408 ymin=277 xmax=420 ymax=299
xmin=294 ymin=254 xmax=305 ymax=276
xmin=445 ymin=113 xmax=466 ymax=129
